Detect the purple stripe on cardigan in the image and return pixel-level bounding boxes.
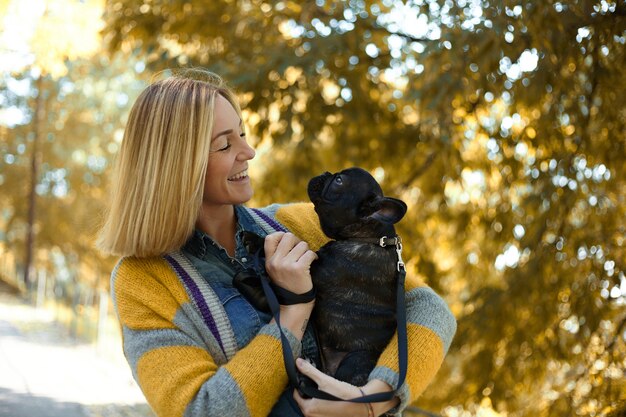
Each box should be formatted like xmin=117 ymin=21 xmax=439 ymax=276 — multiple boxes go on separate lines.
xmin=164 ymin=254 xmax=224 ymax=353
xmin=251 ymin=208 xmax=288 ymax=232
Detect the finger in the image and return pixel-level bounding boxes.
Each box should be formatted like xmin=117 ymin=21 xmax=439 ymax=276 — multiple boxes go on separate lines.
xmin=296 ymin=250 xmax=318 ymax=267
xmin=283 ymin=241 xmax=310 ymax=263
xmin=272 ymin=232 xmax=301 ymax=258
xmin=296 ymin=358 xmax=331 ymax=386
xmin=292 ymin=390 xmax=308 ymax=413
xmin=263 ymin=232 xmax=285 ymax=258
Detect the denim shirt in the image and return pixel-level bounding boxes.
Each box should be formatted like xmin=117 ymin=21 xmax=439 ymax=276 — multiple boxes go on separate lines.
xmin=181 ymin=205 xmax=318 ymax=416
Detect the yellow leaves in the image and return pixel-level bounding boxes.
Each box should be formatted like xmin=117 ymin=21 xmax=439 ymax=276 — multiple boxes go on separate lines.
xmin=292 ymin=90 xmax=308 ymax=113
xmin=562 ymin=124 xmax=576 ymax=136
xmin=72 ymin=150 xmax=87 ymax=165
xmin=1 ymin=0 xmax=104 ymax=78
xmin=320 ymin=78 xmax=340 ymax=104
xmin=316 ymin=125 xmax=335 ymax=147
xmin=157 ymin=35 xmax=205 ymax=62
xmin=284 ymin=66 xmax=302 ymax=86
xmin=278 ymin=20 xmax=294 ymax=38
xmin=242 ymin=109 xmax=261 ymax=129
xmin=531 ymin=108 xmax=541 ymax=119
xmin=490 ymin=98 xmax=508 ymax=119
xmin=568 ymin=62 xmax=577 ymax=73
xmin=442 ymin=395 xmax=507 ymax=417
xmin=277 ymin=4 xmax=304 ymax=39
xmin=401 ymin=106 xmax=419 ymax=124
xmin=269 ymin=66 xmax=303 ymax=89
xmin=461 ymin=131 xmax=488 ymax=160
xmin=268 ymin=101 xmax=281 ymax=124
xmin=478 ymin=397 xmax=503 ymax=417
xmin=0 ymin=0 xmax=9 ymax=28
xmin=452 ymin=106 xmax=466 ymax=124
xmin=444 ymin=168 xmax=489 ymax=208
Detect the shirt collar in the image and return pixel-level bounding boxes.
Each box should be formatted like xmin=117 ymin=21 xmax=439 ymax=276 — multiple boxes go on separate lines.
xmin=183 ymin=205 xmax=267 ymax=259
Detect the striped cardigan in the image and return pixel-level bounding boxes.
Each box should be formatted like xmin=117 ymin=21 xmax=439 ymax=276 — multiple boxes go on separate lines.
xmin=111 ymin=203 xmax=456 ymax=417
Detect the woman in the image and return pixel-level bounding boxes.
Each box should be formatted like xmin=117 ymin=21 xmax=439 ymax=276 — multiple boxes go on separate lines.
xmin=98 ymin=68 xmax=456 ymax=417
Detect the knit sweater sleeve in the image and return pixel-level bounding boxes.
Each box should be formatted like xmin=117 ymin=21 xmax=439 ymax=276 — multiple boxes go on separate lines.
xmin=111 ymin=256 xmax=301 ymax=417
xmin=274 ymin=203 xmax=457 ymax=411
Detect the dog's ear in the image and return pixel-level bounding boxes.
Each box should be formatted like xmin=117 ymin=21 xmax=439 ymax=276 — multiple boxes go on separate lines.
xmin=242 ymin=231 xmax=266 ymax=257
xmin=364 ymin=196 xmax=407 ymax=224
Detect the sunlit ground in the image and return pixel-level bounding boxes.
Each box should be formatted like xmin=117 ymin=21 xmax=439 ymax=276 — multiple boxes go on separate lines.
xmin=0 ymin=287 xmax=152 ymax=417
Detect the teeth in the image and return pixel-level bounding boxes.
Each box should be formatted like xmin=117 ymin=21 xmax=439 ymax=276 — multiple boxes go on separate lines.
xmin=229 ymin=169 xmax=248 ymax=180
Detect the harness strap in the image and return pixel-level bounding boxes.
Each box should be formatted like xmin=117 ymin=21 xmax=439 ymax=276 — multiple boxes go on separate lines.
xmin=347 ymin=236 xmax=401 ymax=248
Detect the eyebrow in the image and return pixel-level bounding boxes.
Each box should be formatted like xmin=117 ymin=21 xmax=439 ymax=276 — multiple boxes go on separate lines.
xmin=211 ymin=119 xmax=243 ymax=141
xmin=212 ymin=129 xmax=233 ymax=141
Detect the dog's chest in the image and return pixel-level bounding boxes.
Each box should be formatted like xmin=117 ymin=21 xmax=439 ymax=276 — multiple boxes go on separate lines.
xmin=311 ymin=241 xmax=397 ymax=302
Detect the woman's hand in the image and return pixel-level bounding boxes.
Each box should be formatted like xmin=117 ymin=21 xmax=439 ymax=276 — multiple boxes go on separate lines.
xmin=293 ymin=358 xmax=400 ymax=417
xmin=264 ymin=232 xmax=317 ymax=294
xmin=264 ymin=232 xmax=317 ymax=340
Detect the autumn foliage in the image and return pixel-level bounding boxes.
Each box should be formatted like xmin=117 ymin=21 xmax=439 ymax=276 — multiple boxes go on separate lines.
xmin=1 ymin=1 xmax=624 ymax=415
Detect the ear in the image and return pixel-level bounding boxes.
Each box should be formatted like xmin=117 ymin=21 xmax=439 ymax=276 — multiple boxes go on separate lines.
xmin=366 ymin=197 xmax=407 ymax=224
xmin=241 ymin=231 xmax=266 ymax=256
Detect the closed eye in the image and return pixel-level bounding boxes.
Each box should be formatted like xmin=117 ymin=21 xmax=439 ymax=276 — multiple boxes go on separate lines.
xmin=211 ymin=139 xmax=231 ymax=152
xmin=215 ymin=142 xmax=231 ymax=152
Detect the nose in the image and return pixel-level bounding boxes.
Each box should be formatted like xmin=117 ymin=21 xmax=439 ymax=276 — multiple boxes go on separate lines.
xmin=237 ymin=140 xmax=256 ymax=161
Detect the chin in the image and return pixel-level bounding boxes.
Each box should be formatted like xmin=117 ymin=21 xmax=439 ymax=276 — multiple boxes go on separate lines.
xmin=237 ymin=189 xmax=254 ymax=204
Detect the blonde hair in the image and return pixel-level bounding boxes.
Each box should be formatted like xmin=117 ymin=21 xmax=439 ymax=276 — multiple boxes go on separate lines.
xmin=98 ymin=69 xmax=242 ymax=257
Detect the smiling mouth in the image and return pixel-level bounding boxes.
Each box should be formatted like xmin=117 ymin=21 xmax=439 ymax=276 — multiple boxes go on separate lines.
xmin=228 ymin=169 xmax=248 ymax=181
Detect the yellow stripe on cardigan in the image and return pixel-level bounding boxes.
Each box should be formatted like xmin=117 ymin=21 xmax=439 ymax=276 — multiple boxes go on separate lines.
xmin=137 ymin=345 xmax=217 ymax=417
xmin=275 ymin=203 xmax=330 ymax=251
xmin=223 ymin=333 xmax=290 ymax=417
xmin=114 ymin=257 xmax=190 ymax=330
xmin=376 ymin=323 xmax=444 ymax=400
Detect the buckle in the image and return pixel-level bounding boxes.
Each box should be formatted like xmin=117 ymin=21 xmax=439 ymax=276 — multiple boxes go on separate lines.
xmin=379 ymin=236 xmax=401 ymax=247
xmin=394 ymin=236 xmax=405 ymax=271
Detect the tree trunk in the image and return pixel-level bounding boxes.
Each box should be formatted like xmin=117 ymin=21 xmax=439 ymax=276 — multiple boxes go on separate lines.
xmin=24 ymin=75 xmax=44 ymax=292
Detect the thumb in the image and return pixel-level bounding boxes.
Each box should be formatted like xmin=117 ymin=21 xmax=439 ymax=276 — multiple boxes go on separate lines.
xmin=296 ymin=358 xmax=329 ymax=385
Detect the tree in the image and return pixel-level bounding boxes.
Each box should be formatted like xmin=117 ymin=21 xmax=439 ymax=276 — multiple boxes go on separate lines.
xmin=101 ymin=0 xmax=625 ymax=414
xmin=0 ymin=0 xmax=109 ymax=288
xmin=0 ymin=56 xmax=147 ymax=293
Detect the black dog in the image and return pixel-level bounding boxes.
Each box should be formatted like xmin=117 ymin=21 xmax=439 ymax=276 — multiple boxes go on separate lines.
xmin=306 ymin=167 xmax=407 ymax=386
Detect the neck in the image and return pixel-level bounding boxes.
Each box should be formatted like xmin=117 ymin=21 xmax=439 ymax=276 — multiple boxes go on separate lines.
xmin=347 ymin=234 xmax=400 ymax=245
xmin=335 ymin=223 xmax=396 ymax=240
xmin=196 ymin=204 xmax=237 ymax=256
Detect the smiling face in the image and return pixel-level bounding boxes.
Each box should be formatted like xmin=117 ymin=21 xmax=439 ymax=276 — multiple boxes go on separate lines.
xmin=201 ymin=94 xmax=256 ymax=210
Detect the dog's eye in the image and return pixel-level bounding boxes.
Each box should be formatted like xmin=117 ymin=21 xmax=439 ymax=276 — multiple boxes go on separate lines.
xmin=334 ymin=176 xmax=343 ymax=185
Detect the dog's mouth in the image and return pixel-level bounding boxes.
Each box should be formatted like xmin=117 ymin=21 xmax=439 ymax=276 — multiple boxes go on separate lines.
xmin=307 ymin=171 xmax=333 ymax=203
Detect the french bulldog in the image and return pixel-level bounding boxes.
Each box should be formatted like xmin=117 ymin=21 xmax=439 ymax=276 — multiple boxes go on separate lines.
xmin=306 ymin=167 xmax=407 ymax=387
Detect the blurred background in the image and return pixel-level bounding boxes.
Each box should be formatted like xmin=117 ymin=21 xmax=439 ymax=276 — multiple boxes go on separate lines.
xmin=0 ymin=0 xmax=624 ymax=416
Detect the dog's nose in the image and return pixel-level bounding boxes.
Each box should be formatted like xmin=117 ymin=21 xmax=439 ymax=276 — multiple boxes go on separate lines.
xmin=307 ymin=172 xmax=333 ymax=200
xmin=308 ymin=178 xmax=323 ymax=194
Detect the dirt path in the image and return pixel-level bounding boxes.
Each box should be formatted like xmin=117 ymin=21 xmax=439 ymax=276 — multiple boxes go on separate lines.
xmin=0 ymin=284 xmax=153 ymax=417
